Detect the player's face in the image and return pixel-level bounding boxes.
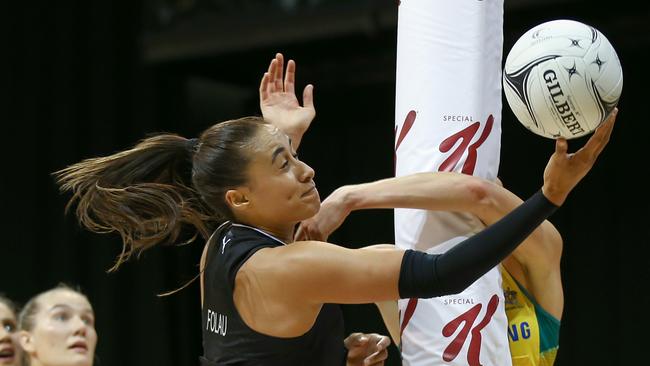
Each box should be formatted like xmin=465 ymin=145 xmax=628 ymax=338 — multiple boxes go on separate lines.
xmin=242 ymin=125 xmax=320 ymax=227
xmin=25 ymin=290 xmax=97 ymax=366
xmin=0 ymin=303 xmax=20 ymax=366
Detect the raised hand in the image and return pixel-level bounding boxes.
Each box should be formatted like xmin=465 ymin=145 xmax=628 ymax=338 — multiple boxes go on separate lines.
xmin=259 ymin=53 xmax=315 ymax=149
xmin=542 ymin=108 xmax=617 ymax=205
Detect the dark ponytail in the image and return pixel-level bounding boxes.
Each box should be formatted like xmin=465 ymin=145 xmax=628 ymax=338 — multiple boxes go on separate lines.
xmin=55 ymin=133 xmax=213 ymax=271
xmin=54 ymin=117 xmax=265 ymax=271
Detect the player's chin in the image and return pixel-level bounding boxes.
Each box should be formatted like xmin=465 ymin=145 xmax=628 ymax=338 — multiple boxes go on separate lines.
xmin=299 ymin=198 xmax=321 ymax=220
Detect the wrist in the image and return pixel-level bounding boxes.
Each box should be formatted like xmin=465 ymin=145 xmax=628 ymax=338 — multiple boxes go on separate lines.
xmin=333 ymin=186 xmax=357 ymax=215
xmin=260 ymin=115 xmax=307 ymax=138
xmin=540 ymin=185 xmax=565 ymax=207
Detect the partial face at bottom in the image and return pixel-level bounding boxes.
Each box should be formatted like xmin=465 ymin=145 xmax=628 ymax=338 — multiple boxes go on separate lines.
xmin=0 ymin=303 xmax=19 ymax=366
xmin=22 ymin=290 xmax=97 ymax=366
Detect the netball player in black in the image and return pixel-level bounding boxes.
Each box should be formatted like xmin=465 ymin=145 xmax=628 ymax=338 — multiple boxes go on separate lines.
xmin=54 ymin=56 xmax=615 ymax=364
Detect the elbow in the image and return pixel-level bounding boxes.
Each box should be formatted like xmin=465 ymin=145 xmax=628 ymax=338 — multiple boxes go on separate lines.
xmin=461 ymin=177 xmax=497 ymax=215
xmin=464 ymin=178 xmax=490 ymax=202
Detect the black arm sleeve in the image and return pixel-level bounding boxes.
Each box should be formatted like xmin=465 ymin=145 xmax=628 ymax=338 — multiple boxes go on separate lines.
xmin=398 ymin=190 xmax=557 ymax=299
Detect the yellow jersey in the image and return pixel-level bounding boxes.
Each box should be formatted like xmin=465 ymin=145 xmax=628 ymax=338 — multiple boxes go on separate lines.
xmin=501 ymin=267 xmax=560 ymax=366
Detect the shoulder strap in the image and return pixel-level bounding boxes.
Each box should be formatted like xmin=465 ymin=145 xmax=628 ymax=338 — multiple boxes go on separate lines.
xmin=200 ymin=221 xmax=232 ymax=308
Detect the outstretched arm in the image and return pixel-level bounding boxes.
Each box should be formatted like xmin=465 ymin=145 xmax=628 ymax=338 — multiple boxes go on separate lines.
xmin=248 ymin=189 xmax=554 ymax=306
xmin=257 ymin=106 xmax=615 ymax=302
xmin=297 ymin=108 xmax=616 ymax=242
xmin=295 ymin=109 xmax=616 ymax=317
xmin=259 ymin=53 xmax=315 ymax=150
xmin=239 ymin=110 xmax=614 ymax=337
xmin=294 ymin=172 xmax=562 ymax=319
xmin=295 ymin=171 xmax=508 ymax=241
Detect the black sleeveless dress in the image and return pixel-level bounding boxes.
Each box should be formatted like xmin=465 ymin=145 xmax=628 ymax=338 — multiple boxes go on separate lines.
xmin=200 ymin=223 xmax=346 ymax=366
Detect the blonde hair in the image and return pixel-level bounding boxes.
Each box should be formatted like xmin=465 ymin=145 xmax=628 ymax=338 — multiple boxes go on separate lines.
xmin=18 ymin=284 xmax=87 ymax=332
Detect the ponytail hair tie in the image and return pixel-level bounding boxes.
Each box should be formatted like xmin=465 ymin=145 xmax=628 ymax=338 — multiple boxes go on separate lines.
xmin=187 ymin=138 xmax=200 ymax=153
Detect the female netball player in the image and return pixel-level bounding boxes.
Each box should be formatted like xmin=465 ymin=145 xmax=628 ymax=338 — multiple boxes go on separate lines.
xmin=53 ymin=52 xmax=615 ymax=365
xmin=18 ymin=285 xmax=97 ymax=366
xmin=272 ymin=51 xmax=567 ymax=365
xmin=264 ymin=53 xmax=563 ymax=364
xmin=0 ymin=295 xmax=21 ymax=366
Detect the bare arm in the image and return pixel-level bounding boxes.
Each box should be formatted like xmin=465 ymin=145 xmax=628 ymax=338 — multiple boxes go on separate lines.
xmin=296 ymin=109 xmax=617 ymax=317
xmin=337 ymin=172 xmax=487 ymax=212
xmin=240 ymin=110 xmax=615 ymax=336
xmin=244 ymin=241 xmax=404 ymax=305
xmin=297 ymin=108 xmax=616 ymax=242
xmin=240 ymin=189 xmax=560 ymax=336
xmin=296 ymin=160 xmax=564 ymax=317
xmin=240 ymin=190 xmax=557 ymax=337
xmin=295 ymin=171 xmax=492 ymax=241
xmin=232 ymin=242 xmax=404 ymax=337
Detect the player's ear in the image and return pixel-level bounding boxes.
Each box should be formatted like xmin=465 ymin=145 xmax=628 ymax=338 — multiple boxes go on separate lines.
xmin=225 ymin=188 xmax=250 ymax=212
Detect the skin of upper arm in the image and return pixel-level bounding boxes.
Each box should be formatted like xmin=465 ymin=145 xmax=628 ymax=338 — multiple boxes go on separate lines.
xmin=347 ymin=172 xmax=491 ymax=214
xmin=230 ymin=241 xmax=404 ymax=337
xmin=243 ymin=241 xmax=405 ymax=305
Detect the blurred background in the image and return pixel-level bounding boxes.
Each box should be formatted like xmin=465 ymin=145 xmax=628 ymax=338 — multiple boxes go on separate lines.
xmin=1 ymin=0 xmax=648 ymax=365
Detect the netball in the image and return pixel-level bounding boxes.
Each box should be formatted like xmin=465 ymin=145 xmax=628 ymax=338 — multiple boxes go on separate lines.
xmin=503 ymin=19 xmax=623 ymax=139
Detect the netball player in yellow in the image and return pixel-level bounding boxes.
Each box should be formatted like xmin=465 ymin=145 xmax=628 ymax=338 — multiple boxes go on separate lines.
xmin=498 ymin=180 xmax=561 ymax=366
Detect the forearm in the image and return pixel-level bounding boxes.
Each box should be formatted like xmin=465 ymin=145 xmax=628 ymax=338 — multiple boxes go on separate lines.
xmin=399 ymin=190 xmax=558 ymax=298
xmin=335 ymin=173 xmax=561 ymax=274
xmin=339 ymin=172 xmax=490 ymax=215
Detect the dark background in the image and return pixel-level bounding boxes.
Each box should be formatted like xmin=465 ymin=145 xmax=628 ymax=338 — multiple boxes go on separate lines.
xmin=1 ymin=1 xmax=648 ymax=365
